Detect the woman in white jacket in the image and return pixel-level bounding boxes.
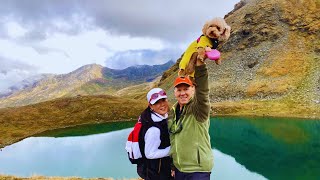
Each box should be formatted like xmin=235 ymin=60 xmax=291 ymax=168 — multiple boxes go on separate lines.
xmin=138 ymin=88 xmax=172 ymax=180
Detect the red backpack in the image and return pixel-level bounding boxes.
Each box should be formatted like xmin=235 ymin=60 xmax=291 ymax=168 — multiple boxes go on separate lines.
xmin=125 ymin=118 xmax=143 ymax=164
xmin=126 ymin=116 xmax=149 ymax=179
xmin=126 ymin=107 xmax=160 ymax=179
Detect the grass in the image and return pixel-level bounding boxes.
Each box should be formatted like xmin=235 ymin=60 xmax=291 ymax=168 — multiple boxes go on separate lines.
xmin=212 ymin=99 xmax=320 ymax=119
xmin=0 ymin=95 xmax=146 ymax=149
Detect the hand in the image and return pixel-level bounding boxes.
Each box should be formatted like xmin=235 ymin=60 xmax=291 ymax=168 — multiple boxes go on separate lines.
xmin=197 ymin=47 xmax=206 ymax=61
xmin=196 ymin=47 xmax=207 ymax=66
xmin=197 ymin=54 xmax=205 ymax=62
xmin=196 ymin=55 xmax=207 ymax=66
xmin=171 ymin=170 xmax=175 ymax=178
xmin=205 ymin=46 xmax=212 ymax=52
xmin=178 ymin=69 xmax=186 ymax=77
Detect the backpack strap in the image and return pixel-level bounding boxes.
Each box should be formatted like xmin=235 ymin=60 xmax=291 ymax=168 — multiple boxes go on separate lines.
xmin=138 ymin=107 xmax=157 ymax=159
xmin=138 ymin=107 xmax=167 ymax=156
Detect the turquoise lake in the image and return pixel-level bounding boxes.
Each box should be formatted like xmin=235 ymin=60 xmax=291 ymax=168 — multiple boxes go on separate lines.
xmin=0 ymin=116 xmax=319 ymax=180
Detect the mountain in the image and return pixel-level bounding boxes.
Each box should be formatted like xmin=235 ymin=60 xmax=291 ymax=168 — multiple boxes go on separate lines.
xmin=157 ymin=0 xmax=320 ymax=118
xmin=0 ymin=61 xmax=174 ymax=108
xmin=0 ymin=74 xmax=54 ymax=98
xmin=104 ymin=60 xmax=174 ymax=82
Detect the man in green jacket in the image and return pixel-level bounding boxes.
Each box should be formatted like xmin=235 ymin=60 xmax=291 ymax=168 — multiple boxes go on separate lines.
xmin=168 ymin=59 xmax=213 ymax=179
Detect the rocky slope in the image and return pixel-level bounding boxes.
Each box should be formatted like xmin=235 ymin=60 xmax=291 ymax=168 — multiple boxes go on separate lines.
xmin=157 ymin=0 xmax=320 ymax=118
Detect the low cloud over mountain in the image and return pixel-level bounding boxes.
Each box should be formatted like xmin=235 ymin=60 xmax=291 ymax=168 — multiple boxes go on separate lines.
xmin=105 ymin=48 xmax=181 ymax=69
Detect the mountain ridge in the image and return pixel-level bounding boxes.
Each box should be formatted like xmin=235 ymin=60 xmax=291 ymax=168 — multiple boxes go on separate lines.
xmin=0 ymin=61 xmax=174 ymax=108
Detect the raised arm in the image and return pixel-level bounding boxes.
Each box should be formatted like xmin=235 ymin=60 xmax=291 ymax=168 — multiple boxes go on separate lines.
xmin=190 ymin=59 xmax=210 ymax=122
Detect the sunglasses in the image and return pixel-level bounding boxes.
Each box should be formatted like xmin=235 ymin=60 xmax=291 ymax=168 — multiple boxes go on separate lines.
xmin=149 ymin=90 xmax=166 ymax=103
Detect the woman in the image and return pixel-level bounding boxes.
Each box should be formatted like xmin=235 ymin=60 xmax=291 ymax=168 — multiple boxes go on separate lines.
xmin=138 ymin=87 xmax=172 ymax=180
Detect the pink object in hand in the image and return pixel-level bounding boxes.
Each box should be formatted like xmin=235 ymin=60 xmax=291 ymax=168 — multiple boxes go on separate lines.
xmin=206 ymin=49 xmax=221 ymax=61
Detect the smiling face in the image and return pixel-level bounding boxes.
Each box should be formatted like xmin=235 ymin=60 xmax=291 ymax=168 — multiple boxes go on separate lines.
xmin=149 ymin=98 xmax=169 ymax=116
xmin=174 ymin=83 xmax=195 ymax=107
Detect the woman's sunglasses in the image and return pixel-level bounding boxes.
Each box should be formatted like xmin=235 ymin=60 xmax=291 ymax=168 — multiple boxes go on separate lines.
xmin=149 ymin=90 xmax=166 ymax=103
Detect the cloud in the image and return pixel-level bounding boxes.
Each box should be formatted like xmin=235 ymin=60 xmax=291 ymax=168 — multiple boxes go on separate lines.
xmin=83 ymin=0 xmax=239 ymax=43
xmin=0 ymin=56 xmax=36 ymax=74
xmin=0 ymin=56 xmax=37 ymax=93
xmin=0 ymin=0 xmax=239 ymax=82
xmin=31 ymin=45 xmax=70 ymax=57
xmin=105 ymin=48 xmax=181 ymax=69
xmin=0 ymin=0 xmax=91 ymax=41
xmin=0 ymin=0 xmax=239 ymax=43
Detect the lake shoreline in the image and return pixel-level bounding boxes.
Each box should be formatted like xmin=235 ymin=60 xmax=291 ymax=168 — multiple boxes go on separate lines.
xmin=0 ymin=95 xmax=147 ymax=149
xmin=1 ymin=95 xmax=319 ymax=149
xmin=1 ymin=113 xmax=319 ymax=150
xmin=0 ymin=175 xmax=140 ymax=180
xmin=0 ymin=118 xmax=135 ymax=149
xmin=215 ymin=113 xmax=320 ymax=120
xmin=212 ymin=101 xmax=320 ymax=120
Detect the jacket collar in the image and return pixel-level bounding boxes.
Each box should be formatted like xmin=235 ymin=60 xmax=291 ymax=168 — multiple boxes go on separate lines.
xmin=151 ymin=112 xmax=168 ymax=122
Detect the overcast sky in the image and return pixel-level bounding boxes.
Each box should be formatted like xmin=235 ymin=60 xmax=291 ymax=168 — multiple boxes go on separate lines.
xmin=0 ymin=0 xmax=239 ymax=93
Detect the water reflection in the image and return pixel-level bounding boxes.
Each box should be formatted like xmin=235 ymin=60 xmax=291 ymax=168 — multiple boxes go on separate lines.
xmin=212 ymin=149 xmax=266 ymax=180
xmin=0 ymin=128 xmax=265 ymax=179
xmin=0 ymin=129 xmax=137 ymax=178
xmin=211 ymin=116 xmax=320 ymax=180
xmin=0 ymin=117 xmax=319 ymax=179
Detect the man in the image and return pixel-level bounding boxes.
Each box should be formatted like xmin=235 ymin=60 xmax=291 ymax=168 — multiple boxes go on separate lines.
xmin=168 ymin=58 xmax=213 ymax=180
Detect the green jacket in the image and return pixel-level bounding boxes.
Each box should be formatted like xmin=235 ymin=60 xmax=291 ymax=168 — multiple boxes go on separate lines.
xmin=168 ymin=64 xmax=213 ymax=173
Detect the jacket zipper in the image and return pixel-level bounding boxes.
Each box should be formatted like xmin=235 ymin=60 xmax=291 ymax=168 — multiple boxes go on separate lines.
xmin=158 ymin=159 xmax=162 ymax=174
xmin=176 ymin=139 xmax=180 ymax=166
xmin=176 ymin=107 xmax=185 ymax=169
xmin=197 ymin=148 xmax=201 ymax=165
xmin=173 ymin=107 xmax=181 ymax=168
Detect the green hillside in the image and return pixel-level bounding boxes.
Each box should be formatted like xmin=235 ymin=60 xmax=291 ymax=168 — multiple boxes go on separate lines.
xmin=0 ymin=95 xmax=146 ymax=148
